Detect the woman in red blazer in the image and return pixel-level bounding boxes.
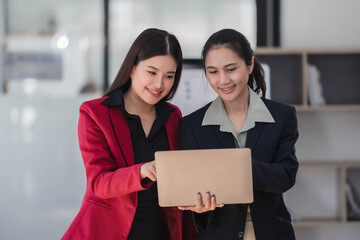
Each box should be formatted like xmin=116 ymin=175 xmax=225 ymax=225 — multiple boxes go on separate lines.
xmin=62 ymin=28 xmax=185 ymax=240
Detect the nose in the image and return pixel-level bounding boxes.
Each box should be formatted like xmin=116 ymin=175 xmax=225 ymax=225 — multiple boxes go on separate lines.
xmin=219 ymin=71 xmax=230 ymax=85
xmin=154 ymin=75 xmax=164 ymax=89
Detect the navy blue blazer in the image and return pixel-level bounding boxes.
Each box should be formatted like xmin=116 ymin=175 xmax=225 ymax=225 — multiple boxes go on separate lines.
xmin=179 ymin=98 xmax=299 ymax=240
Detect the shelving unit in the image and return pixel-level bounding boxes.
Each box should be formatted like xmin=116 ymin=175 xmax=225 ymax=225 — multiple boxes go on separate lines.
xmin=254 ymin=48 xmax=360 ymax=111
xmin=287 ymin=161 xmax=360 ymax=228
xmin=254 ymin=49 xmax=360 ymax=232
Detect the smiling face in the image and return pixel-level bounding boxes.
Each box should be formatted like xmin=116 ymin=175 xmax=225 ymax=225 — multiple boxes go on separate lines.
xmin=205 ymin=46 xmax=254 ymax=104
xmin=128 ymin=54 xmax=177 ymax=106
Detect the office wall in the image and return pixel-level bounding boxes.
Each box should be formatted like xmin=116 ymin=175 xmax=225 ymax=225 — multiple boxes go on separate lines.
xmin=108 ymin=0 xmax=257 ymax=84
xmin=4 ymin=0 xmax=103 ymax=95
xmin=281 ymin=0 xmax=360 ymax=48
xmin=0 ymin=95 xmax=92 ymax=239
xmin=0 ymin=0 xmax=4 ymax=93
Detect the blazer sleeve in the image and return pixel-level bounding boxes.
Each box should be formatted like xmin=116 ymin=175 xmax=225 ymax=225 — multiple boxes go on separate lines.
xmin=78 ymin=103 xmax=152 ymax=199
xmin=252 ymin=106 xmax=299 ymax=193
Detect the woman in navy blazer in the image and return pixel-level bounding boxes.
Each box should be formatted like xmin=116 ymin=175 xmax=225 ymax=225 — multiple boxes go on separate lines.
xmin=178 ymin=29 xmax=299 ymax=240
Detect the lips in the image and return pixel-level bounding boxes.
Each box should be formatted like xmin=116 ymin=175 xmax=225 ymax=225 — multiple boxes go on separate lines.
xmin=219 ymin=85 xmax=236 ymax=94
xmin=146 ymin=87 xmax=162 ymax=97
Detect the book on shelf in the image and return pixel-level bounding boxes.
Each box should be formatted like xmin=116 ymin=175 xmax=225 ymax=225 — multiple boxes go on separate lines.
xmin=261 ymin=63 xmax=271 ymax=99
xmin=307 ymin=64 xmax=326 ymax=106
xmin=346 ymin=169 xmax=360 ymax=220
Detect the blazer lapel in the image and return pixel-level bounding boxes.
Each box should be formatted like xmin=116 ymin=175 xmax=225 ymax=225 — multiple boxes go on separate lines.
xmin=211 ymin=125 xmax=235 ymax=149
xmin=108 ymin=106 xmax=134 ymax=167
xmin=246 ymin=122 xmax=263 ymax=149
xmin=165 ymin=112 xmax=179 ymax=150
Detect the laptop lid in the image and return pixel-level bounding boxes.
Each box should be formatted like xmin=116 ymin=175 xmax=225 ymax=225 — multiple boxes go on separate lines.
xmin=155 ymin=148 xmax=253 ymax=207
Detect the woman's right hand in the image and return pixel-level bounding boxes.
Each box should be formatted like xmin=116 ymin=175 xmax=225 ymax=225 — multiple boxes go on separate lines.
xmin=178 ymin=192 xmax=224 ymax=213
xmin=140 ymin=160 xmax=157 ymax=181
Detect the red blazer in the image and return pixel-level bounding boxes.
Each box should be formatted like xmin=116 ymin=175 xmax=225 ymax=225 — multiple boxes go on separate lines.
xmin=62 ymin=96 xmax=183 ymax=240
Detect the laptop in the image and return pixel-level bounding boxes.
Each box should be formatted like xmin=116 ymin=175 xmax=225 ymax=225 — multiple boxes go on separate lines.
xmin=155 ymin=148 xmax=253 ymax=207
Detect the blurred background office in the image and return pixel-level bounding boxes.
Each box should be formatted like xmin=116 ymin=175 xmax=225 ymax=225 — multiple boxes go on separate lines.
xmin=0 ymin=0 xmax=360 ymax=239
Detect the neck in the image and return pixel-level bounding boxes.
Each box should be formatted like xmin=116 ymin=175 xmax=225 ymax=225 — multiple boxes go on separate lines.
xmin=123 ymin=89 xmax=155 ymax=116
xmin=223 ymin=87 xmax=249 ymax=115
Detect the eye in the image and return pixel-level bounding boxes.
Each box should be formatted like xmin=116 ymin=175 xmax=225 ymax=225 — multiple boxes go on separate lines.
xmin=165 ymin=75 xmax=175 ymax=79
xmin=147 ymin=71 xmax=156 ymax=75
xmin=227 ymin=68 xmax=236 ymax=72
xmin=208 ymin=70 xmax=218 ymax=74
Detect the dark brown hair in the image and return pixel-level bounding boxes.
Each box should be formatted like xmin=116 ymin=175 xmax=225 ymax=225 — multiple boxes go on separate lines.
xmin=202 ymin=29 xmax=266 ymax=97
xmin=104 ymin=28 xmax=183 ymax=101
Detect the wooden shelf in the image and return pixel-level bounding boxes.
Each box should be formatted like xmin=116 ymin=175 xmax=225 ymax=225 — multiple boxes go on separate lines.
xmin=5 ymin=30 xmax=56 ymax=37
xmin=295 ymin=104 xmax=360 ymax=112
xmin=299 ymin=161 xmax=360 ymax=167
xmin=254 ymin=48 xmax=360 ymax=110
xmin=255 ymin=48 xmax=360 ymax=55
xmin=289 ymin=160 xmax=360 ymax=228
xmin=293 ymin=219 xmax=360 ymax=228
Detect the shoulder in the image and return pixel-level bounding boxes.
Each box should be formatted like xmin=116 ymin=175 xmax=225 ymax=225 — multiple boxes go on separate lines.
xmin=262 ymin=98 xmax=297 ymax=125
xmin=166 ymin=102 xmax=182 ymax=118
xmin=262 ymin=98 xmax=296 ymax=114
xmin=180 ymin=102 xmax=212 ymax=125
xmin=81 ymin=96 xmax=108 ymax=107
xmin=79 ymin=96 xmax=110 ymax=117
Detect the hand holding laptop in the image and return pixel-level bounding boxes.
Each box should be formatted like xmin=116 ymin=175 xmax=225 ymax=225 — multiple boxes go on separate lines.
xmin=140 ymin=157 xmax=225 ymax=213
xmin=140 ymin=160 xmax=157 ymax=181
xmin=178 ymin=192 xmax=224 ymax=213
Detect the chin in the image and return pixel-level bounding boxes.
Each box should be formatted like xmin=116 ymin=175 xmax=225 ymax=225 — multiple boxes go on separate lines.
xmin=146 ymin=97 xmax=163 ymax=105
xmin=218 ymin=91 xmax=235 ymax=99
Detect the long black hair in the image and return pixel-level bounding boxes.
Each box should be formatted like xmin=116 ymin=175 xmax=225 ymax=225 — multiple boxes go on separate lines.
xmin=202 ymin=29 xmax=266 ymax=97
xmin=104 ymin=28 xmax=183 ymax=101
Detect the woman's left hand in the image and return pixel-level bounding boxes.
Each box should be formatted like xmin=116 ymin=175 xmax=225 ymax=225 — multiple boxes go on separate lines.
xmin=178 ymin=192 xmax=224 ymax=213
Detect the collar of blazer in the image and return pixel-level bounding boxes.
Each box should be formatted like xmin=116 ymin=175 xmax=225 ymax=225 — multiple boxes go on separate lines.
xmin=100 ymin=88 xmax=178 ymax=167
xmin=203 ymin=87 xmax=274 ymax=151
xmin=206 ymin=122 xmax=263 ymax=150
xmin=101 ymin=88 xmax=175 ymax=112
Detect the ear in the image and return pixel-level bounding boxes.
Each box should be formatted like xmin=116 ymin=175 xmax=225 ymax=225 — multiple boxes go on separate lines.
xmin=248 ymin=56 xmax=255 ymax=74
xmin=130 ymin=66 xmax=136 ymax=79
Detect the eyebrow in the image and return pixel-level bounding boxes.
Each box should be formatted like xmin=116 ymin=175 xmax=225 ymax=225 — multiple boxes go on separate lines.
xmin=224 ymin=63 xmax=238 ymax=68
xmin=147 ymin=66 xmax=176 ymax=74
xmin=206 ymin=63 xmax=238 ymax=69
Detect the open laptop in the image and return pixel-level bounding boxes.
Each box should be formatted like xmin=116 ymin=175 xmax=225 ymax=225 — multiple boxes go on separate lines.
xmin=155 ymin=148 xmax=253 ymax=207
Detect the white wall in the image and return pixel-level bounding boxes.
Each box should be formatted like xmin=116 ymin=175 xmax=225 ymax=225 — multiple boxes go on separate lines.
xmin=296 ymin=111 xmax=360 ymax=161
xmin=4 ymin=0 xmax=103 ymax=95
xmin=0 ymin=95 xmax=94 ymax=240
xmin=281 ymin=0 xmax=360 ymax=48
xmin=108 ymin=0 xmax=257 ymax=83
xmin=0 ymin=0 xmax=4 ymax=93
